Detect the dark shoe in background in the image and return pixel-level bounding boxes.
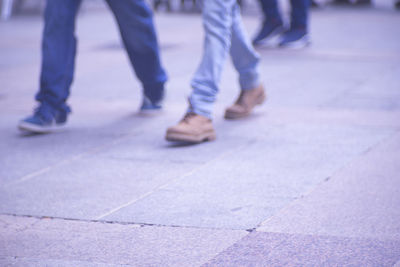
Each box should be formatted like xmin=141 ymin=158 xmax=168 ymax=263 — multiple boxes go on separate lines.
xmin=333 ymin=0 xmax=371 ymax=5
xmin=395 ymin=0 xmax=400 ymax=9
xmin=279 ymin=28 xmax=310 ymax=49
xmin=252 ymin=20 xmax=285 ymax=47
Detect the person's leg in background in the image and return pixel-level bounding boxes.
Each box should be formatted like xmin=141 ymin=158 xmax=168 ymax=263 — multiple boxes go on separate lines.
xmin=278 ymin=0 xmax=311 ymax=48
xmin=252 ymin=0 xmax=285 ymax=46
xmin=19 ymin=0 xmax=82 ymax=133
xmin=106 ymin=0 xmax=168 ymax=114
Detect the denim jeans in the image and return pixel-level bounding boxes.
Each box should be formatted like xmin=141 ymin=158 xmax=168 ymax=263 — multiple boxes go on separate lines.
xmin=188 ymin=0 xmax=260 ymax=119
xmin=36 ymin=0 xmax=167 ymax=113
xmin=258 ymin=0 xmax=310 ymax=29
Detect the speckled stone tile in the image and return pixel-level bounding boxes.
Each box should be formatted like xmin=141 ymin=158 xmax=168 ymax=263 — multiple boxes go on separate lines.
xmin=0 ymin=215 xmax=247 ymax=267
xmin=203 ymin=231 xmax=400 ymax=267
xmin=0 ymin=156 xmax=199 ymax=220
xmin=258 ymin=133 xmax=400 ymax=241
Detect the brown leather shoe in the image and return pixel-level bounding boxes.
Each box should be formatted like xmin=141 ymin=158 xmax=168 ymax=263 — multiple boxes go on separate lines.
xmin=224 ymin=84 xmax=266 ymax=119
xmin=166 ymin=113 xmax=216 ymax=143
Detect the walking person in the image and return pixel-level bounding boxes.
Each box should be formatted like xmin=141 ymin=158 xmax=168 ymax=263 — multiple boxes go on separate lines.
xmin=253 ymin=0 xmax=311 ymax=48
xmin=165 ymin=0 xmax=265 ymax=143
xmin=18 ymin=0 xmax=167 ymax=133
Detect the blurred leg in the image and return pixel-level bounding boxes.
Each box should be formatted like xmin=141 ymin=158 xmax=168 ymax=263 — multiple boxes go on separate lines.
xmin=106 ymin=0 xmax=167 ymax=103
xmin=252 ymin=0 xmax=284 ymax=46
xmin=188 ymin=0 xmax=237 ymax=118
xmin=230 ymin=4 xmax=260 ymax=91
xmin=36 ymin=0 xmax=82 ymax=112
xmin=290 ymin=0 xmax=310 ymax=30
xmin=258 ymin=0 xmax=282 ymax=22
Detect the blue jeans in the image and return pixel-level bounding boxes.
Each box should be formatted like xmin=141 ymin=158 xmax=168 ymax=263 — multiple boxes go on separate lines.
xmin=36 ymin=0 xmax=167 ymax=113
xmin=258 ymin=0 xmax=310 ymax=29
xmin=188 ymin=0 xmax=260 ymax=119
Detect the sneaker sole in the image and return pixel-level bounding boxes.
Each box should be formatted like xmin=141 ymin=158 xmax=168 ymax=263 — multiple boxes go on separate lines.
xmin=279 ymin=36 xmax=311 ymax=49
xmin=18 ymin=121 xmax=66 ymax=134
xmin=253 ymin=27 xmax=285 ymax=48
xmin=165 ymin=131 xmax=216 ymax=143
xmin=224 ymin=91 xmax=266 ymax=120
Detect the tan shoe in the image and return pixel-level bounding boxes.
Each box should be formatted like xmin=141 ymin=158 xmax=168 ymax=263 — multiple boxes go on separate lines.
xmin=224 ymin=84 xmax=266 ymax=119
xmin=166 ymin=113 xmax=216 ymax=143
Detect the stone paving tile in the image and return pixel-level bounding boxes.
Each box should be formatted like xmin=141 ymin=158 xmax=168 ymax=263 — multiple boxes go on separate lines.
xmin=325 ymin=65 xmax=400 ymax=111
xmin=96 ymin=125 xmax=253 ymax=165
xmin=258 ymin=132 xmax=400 ymax=241
xmin=0 ymin=215 xmax=247 ymax=267
xmin=1 ymin=5 xmax=400 ymax=266
xmin=203 ymin=231 xmax=400 ymax=267
xmin=0 ymin=257 xmax=129 ymax=267
xmin=0 ymin=112 xmax=140 ymax=185
xmin=103 ymin=122 xmax=393 ymax=229
xmin=0 ymin=156 xmax=199 ymax=220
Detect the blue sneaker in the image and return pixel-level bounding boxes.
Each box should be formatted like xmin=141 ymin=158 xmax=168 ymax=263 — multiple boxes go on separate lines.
xmin=139 ymin=95 xmax=163 ymax=116
xmin=279 ymin=28 xmax=310 ymax=49
xmin=252 ymin=20 xmax=285 ymax=47
xmin=18 ymin=104 xmax=70 ymax=133
xmin=334 ymin=0 xmax=371 ymax=5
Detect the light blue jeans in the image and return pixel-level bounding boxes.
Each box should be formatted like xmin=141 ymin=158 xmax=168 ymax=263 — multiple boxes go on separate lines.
xmin=188 ymin=0 xmax=261 ymax=119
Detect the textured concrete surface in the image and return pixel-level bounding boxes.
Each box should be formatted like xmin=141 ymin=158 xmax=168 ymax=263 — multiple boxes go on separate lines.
xmin=258 ymin=132 xmax=400 ymax=240
xmin=103 ymin=123 xmax=393 ymax=229
xmin=203 ymin=232 xmax=400 ymax=267
xmin=0 ymin=215 xmax=247 ymax=266
xmin=1 ymin=2 xmax=400 ymax=266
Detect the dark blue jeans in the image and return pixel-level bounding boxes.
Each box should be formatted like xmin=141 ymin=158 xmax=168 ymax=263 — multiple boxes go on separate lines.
xmin=36 ymin=0 xmax=167 ymax=113
xmin=258 ymin=0 xmax=310 ymax=30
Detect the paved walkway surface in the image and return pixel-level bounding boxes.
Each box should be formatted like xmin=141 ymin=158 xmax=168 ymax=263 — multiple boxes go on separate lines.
xmin=1 ymin=2 xmax=400 ymax=266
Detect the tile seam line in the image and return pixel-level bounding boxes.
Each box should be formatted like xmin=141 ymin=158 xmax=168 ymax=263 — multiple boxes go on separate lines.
xmin=5 ymin=133 xmax=138 ymax=187
xmin=0 ymin=213 xmax=250 ymax=232
xmin=94 ymin=138 xmax=259 ymax=220
xmin=0 ymin=255 xmax=133 ymax=266
xmin=254 ymin=128 xmax=400 ymax=231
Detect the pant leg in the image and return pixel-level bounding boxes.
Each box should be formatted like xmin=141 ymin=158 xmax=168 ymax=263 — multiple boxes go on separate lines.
xmin=106 ymin=0 xmax=167 ymax=103
xmin=35 ymin=0 xmax=81 ymax=112
xmin=230 ymin=4 xmax=260 ymax=91
xmin=290 ymin=0 xmax=310 ymax=30
xmin=189 ymin=0 xmax=237 ymax=119
xmin=257 ymin=0 xmax=282 ymax=22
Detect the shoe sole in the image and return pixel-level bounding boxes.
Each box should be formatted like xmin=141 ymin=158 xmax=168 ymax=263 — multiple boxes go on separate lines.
xmin=18 ymin=121 xmax=66 ymax=134
xmin=165 ymin=131 xmax=216 ymax=143
xmin=253 ymin=27 xmax=285 ymax=48
xmin=279 ymin=36 xmax=311 ymax=49
xmin=224 ymin=91 xmax=266 ymax=120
